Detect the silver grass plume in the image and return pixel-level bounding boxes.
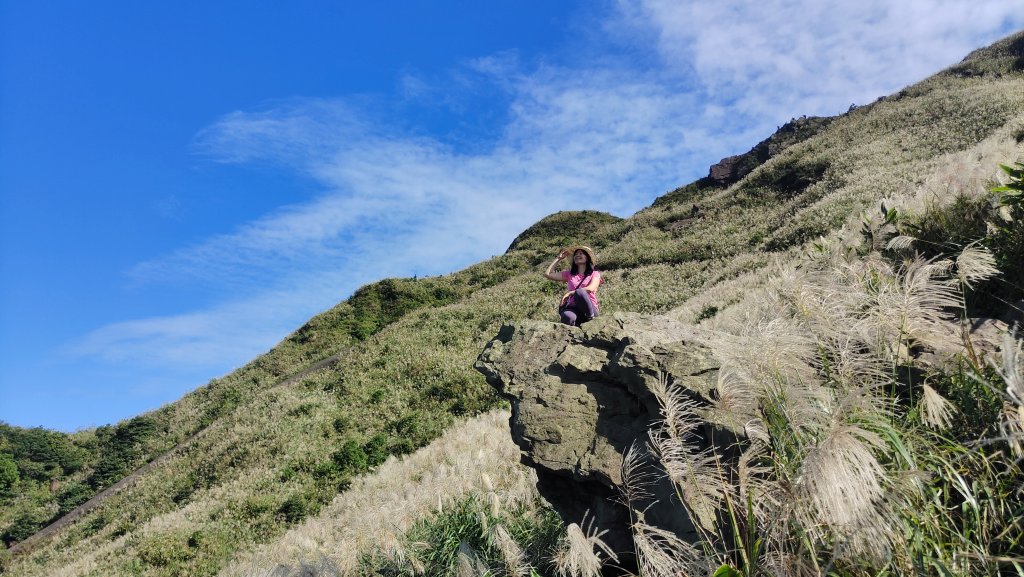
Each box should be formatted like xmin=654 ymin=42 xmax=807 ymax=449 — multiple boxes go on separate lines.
xmin=1001 ymin=402 xmax=1024 ymax=458
xmin=997 ymin=330 xmax=1024 ymax=407
xmin=760 ymin=551 xmax=820 ymax=577
xmin=709 ymin=367 xmax=762 ymax=433
xmin=921 ymin=257 xmax=955 ymax=279
xmin=619 ymin=442 xmax=657 ymax=505
xmin=710 ymin=318 xmax=829 ymax=436
xmin=955 ymin=242 xmax=999 ymax=289
xmin=489 ymin=523 xmax=530 ymax=577
xmin=858 ymin=257 xmax=961 ymax=358
xmin=648 ymin=379 xmax=729 ymax=533
xmin=456 ymin=542 xmax=488 ymax=577
xmin=737 ymin=440 xmax=778 ymax=529
xmin=920 ymin=382 xmax=956 ymax=429
xmin=552 ymin=514 xmax=618 ymax=577
xmin=793 ymin=424 xmax=898 ymax=562
xmin=996 ymin=331 xmax=1024 ymax=456
xmin=831 ymin=382 xmax=892 ymax=424
xmin=632 ymin=521 xmax=708 ymax=577
xmin=409 ymin=555 xmax=426 ymax=576
xmin=885 ymin=235 xmax=917 ymax=252
xmin=822 ymin=336 xmax=890 ymax=395
xmin=770 ymin=263 xmax=860 ymax=341
xmin=376 ymin=532 xmax=413 ymax=573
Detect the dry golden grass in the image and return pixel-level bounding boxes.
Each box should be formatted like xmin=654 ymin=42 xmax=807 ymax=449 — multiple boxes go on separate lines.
xmin=217 ymin=410 xmax=535 ymax=577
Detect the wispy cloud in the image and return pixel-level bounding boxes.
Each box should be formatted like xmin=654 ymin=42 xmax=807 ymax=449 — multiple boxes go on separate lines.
xmin=130 ymin=66 xmax=721 ymax=288
xmin=619 ymin=0 xmax=1024 ymax=122
xmin=71 ymin=1 xmax=1024 ymax=379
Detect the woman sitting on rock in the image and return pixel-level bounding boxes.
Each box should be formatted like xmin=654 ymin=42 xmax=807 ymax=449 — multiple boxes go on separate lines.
xmin=544 ymin=245 xmax=602 ymax=326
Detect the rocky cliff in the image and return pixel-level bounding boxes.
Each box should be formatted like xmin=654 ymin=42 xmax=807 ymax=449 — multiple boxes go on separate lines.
xmin=475 ymin=313 xmax=724 ymax=557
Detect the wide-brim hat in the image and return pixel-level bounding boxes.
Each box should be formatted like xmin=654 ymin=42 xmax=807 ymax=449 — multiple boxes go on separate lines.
xmin=566 ymin=245 xmax=596 ymax=265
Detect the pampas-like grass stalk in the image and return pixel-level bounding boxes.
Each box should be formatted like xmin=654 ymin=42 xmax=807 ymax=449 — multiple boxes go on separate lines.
xmin=1001 ymin=402 xmax=1024 ymax=458
xmin=886 ymin=235 xmax=917 ymax=252
xmin=792 ymin=424 xmax=897 ymax=563
xmin=647 ymin=430 xmax=726 ymax=535
xmin=997 ymin=331 xmax=1024 ymax=457
xmin=409 ymin=554 xmax=426 ymax=576
xmin=552 ymin=515 xmax=617 ymax=577
xmin=998 ymin=331 xmax=1024 ymax=408
xmin=759 ymin=551 xmax=820 ymax=577
xmin=708 ymin=367 xmax=762 ymax=434
xmin=619 ymin=443 xmax=656 ymax=505
xmin=920 ymin=382 xmax=956 ymax=429
xmin=553 ymin=524 xmax=601 ymax=577
xmin=489 ymin=523 xmax=530 ymax=577
xmin=456 ymin=542 xmax=488 ymax=577
xmin=955 ymin=243 xmax=1000 ymax=289
xmin=476 ymin=510 xmax=489 ymax=533
xmin=489 ymin=492 xmax=501 ymax=518
xmin=859 ymin=257 xmax=961 ymax=359
xmin=736 ymin=440 xmax=777 ymax=529
xmin=648 ymin=378 xmax=730 ymax=533
xmin=631 ymin=521 xmax=707 ymax=577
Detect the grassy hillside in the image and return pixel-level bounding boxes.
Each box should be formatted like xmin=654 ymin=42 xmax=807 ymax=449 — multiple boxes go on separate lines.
xmin=3 ymin=30 xmax=1023 ymax=577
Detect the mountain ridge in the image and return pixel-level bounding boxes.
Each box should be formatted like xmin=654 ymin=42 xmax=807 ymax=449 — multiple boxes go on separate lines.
xmin=3 ymin=29 xmax=1023 ymax=576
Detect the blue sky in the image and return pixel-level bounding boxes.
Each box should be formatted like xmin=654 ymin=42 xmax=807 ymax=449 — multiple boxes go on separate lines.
xmin=2 ymin=1 xmax=1022 ymax=431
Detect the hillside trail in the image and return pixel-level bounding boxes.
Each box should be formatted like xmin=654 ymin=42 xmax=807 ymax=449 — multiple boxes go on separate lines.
xmin=6 ymin=353 xmax=342 ymax=557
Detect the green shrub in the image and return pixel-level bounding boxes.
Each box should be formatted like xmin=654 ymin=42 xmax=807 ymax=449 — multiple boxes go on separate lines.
xmin=86 ymin=415 xmax=164 ymax=489
xmin=390 ymin=413 xmax=421 ymax=436
xmin=199 ymin=387 xmax=243 ymax=427
xmin=363 ymin=495 xmax=563 ymax=576
xmin=88 ymin=451 xmax=136 ymax=489
xmin=331 ymin=415 xmax=350 ymax=433
xmin=55 ymin=482 xmax=93 ymax=515
xmin=364 ymin=434 xmax=389 ymax=467
xmin=277 ymin=494 xmax=313 ymax=524
xmin=2 ymin=508 xmax=45 ymax=546
xmin=135 ymin=531 xmax=192 ymax=569
xmin=0 ymin=424 xmax=89 ymax=481
xmin=0 ymin=453 xmax=17 ymax=497
xmin=989 ymin=161 xmax=1024 ymax=302
xmin=893 ymin=170 xmax=1024 ymax=315
xmin=695 ymin=305 xmax=719 ymax=322
xmin=505 ymin=210 xmax=621 ymax=253
xmin=83 ymin=511 xmax=109 ymax=537
xmin=901 ymin=194 xmax=989 ymax=252
xmin=737 ymin=155 xmax=830 ymax=204
xmin=332 ymin=441 xmax=368 ymax=474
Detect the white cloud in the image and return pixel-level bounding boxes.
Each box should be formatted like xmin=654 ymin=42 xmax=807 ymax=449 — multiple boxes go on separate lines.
xmin=621 ymin=0 xmax=1024 ymax=123
xmin=72 ymin=1 xmax=1024 ymax=376
xmin=132 ymin=68 xmax=722 ymax=287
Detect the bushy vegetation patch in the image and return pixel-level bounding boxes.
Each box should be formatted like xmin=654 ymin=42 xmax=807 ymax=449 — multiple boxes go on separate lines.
xmin=651 ymin=177 xmax=722 ymax=208
xmin=0 ymin=424 xmax=88 ymax=482
xmin=892 ymin=162 xmax=1024 ymax=317
xmin=505 ymin=210 xmax=622 ymax=253
xmin=617 ymin=246 xmax=1024 ymax=576
xmin=360 ymin=495 xmax=563 ymax=576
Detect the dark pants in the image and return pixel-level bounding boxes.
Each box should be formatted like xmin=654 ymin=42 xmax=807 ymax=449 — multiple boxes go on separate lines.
xmin=559 ymin=288 xmax=599 ymax=326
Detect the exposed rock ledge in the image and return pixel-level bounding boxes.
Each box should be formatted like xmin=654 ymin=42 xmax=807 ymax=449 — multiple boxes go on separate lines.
xmin=474 ymin=312 xmax=721 ymax=558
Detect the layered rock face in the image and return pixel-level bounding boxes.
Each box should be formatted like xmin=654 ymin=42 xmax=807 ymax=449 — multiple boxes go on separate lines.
xmin=475 ymin=313 xmax=721 ymax=557
xmin=707 ymin=115 xmax=833 ymax=186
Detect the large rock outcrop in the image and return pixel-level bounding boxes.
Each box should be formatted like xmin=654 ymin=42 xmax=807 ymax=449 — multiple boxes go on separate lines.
xmin=707 ymin=116 xmax=833 ymax=186
xmin=475 ymin=313 xmax=722 ymax=557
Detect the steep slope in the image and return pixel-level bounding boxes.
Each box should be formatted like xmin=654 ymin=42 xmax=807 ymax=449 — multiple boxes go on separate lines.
xmin=4 ymin=30 xmax=1024 ymax=577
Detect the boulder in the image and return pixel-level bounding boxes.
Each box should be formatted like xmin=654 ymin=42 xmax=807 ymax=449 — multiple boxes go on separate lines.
xmin=475 ymin=312 xmax=721 ymax=558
